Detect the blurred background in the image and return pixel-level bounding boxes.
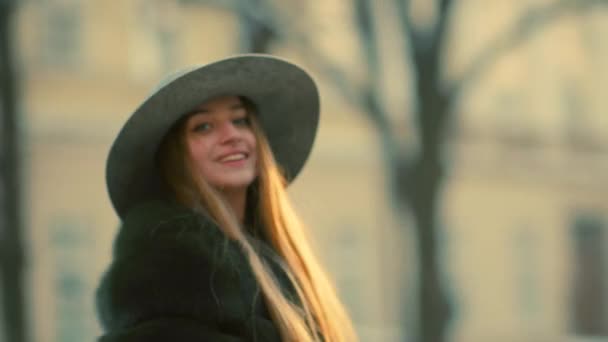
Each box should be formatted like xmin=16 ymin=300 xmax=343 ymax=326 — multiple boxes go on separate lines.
xmin=1 ymin=0 xmax=607 ymax=341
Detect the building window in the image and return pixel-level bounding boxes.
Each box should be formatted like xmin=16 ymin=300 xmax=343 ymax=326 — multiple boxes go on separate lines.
xmin=569 ymin=213 xmax=608 ymax=336
xmin=515 ymin=228 xmax=540 ymax=321
xmin=129 ymin=0 xmax=179 ymax=80
xmin=50 ymin=215 xmax=92 ymax=342
xmin=40 ymin=1 xmax=82 ymax=68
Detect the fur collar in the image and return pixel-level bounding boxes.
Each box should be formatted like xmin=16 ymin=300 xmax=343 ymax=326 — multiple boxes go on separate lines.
xmin=96 ymin=199 xmax=295 ymax=341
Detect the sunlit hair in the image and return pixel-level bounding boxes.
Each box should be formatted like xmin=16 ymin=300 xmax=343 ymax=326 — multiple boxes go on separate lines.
xmin=156 ymin=97 xmax=357 ymax=342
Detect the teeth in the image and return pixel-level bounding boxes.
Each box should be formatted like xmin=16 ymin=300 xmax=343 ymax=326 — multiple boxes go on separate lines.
xmin=221 ymin=153 xmax=246 ymax=162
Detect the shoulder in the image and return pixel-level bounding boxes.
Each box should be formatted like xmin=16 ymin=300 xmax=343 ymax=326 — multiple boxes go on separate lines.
xmin=111 ymin=199 xmax=226 ymax=259
xmin=97 ymin=200 xmax=246 ymax=331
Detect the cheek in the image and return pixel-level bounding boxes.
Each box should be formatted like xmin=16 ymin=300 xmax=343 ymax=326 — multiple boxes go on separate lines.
xmin=247 ymin=132 xmax=257 ymax=149
xmin=248 ymin=135 xmax=258 ymax=161
xmin=187 ymin=140 xmax=212 ymax=165
xmin=249 ymin=137 xmax=259 ymax=174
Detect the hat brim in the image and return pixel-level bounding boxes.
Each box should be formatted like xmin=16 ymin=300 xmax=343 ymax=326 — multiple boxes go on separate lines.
xmin=106 ymin=54 xmax=319 ymax=219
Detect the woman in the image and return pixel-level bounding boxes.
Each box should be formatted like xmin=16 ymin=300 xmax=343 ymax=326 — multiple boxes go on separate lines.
xmin=96 ymin=55 xmax=357 ymax=341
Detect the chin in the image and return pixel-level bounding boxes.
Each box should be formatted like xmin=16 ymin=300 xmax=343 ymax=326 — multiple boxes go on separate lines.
xmin=213 ymin=176 xmax=256 ymax=191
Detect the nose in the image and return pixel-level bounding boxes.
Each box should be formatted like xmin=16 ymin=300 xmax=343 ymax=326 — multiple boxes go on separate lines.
xmin=218 ymin=121 xmax=241 ymax=144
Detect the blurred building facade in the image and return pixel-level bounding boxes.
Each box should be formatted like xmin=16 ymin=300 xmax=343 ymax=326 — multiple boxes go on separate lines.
xmin=11 ymin=0 xmax=608 ymax=341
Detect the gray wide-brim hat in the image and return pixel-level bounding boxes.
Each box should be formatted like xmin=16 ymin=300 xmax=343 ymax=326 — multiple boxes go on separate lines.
xmin=106 ymin=54 xmax=320 ymax=219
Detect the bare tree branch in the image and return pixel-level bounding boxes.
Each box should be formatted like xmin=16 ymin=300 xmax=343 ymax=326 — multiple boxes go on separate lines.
xmin=435 ymin=0 xmax=455 ymax=59
xmin=299 ymin=46 xmax=364 ymax=104
xmin=237 ymin=0 xmax=277 ymax=52
xmin=186 ymin=0 xmax=372 ymax=117
xmin=393 ymin=0 xmax=420 ymax=53
xmin=354 ymin=0 xmax=380 ymax=79
xmin=392 ymin=0 xmax=452 ymax=156
xmin=438 ymin=0 xmax=451 ymax=13
xmin=190 ymin=0 xmax=365 ymax=104
xmin=353 ymin=0 xmax=393 ymax=133
xmin=450 ymin=0 xmax=608 ymax=98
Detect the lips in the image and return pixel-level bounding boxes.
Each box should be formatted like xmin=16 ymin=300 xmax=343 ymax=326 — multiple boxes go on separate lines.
xmin=217 ymin=152 xmax=248 ymax=163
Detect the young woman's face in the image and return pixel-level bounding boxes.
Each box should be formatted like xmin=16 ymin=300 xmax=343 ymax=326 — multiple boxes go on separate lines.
xmin=184 ymin=95 xmax=258 ymax=193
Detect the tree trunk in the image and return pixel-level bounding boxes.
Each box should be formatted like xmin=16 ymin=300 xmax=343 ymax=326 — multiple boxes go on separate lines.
xmin=412 ymin=62 xmax=451 ymax=342
xmin=237 ymin=0 xmax=276 ymax=53
xmin=407 ymin=151 xmax=450 ymax=342
xmin=0 ymin=1 xmax=27 ymax=342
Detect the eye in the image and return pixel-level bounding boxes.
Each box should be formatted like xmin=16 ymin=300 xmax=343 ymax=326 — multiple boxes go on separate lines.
xmin=233 ymin=117 xmax=250 ymax=127
xmin=193 ymin=122 xmax=212 ymax=132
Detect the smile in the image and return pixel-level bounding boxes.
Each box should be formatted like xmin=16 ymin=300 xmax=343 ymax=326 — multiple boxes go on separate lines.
xmin=219 ymin=153 xmax=248 ymax=163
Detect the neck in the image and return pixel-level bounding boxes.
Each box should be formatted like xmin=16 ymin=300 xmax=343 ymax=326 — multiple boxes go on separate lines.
xmin=220 ymin=188 xmax=247 ymax=224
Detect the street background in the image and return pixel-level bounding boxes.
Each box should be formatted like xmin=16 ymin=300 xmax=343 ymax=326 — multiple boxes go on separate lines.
xmin=1 ymin=0 xmax=607 ymax=341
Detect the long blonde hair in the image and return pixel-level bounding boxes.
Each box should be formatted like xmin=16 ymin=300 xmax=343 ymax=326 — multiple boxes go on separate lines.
xmin=156 ymin=98 xmax=357 ymax=342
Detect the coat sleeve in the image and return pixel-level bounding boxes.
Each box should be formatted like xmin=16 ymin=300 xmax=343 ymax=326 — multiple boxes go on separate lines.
xmin=95 ymin=201 xmax=281 ymax=342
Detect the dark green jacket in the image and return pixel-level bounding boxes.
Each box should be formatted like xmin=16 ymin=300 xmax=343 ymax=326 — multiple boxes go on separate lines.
xmin=95 ymin=200 xmax=295 ymax=341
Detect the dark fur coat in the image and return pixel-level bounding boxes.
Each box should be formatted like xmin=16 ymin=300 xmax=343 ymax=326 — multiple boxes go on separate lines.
xmin=95 ymin=200 xmax=297 ymax=341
